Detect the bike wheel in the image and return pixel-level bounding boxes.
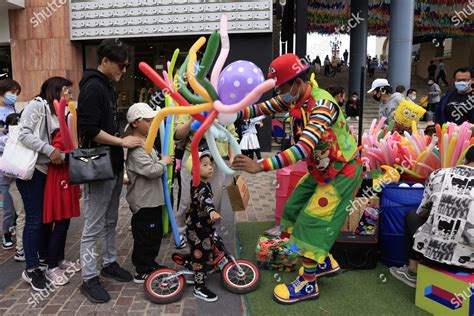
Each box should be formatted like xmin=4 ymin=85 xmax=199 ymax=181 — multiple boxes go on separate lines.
xmin=221 ymin=259 xmax=260 ymax=294
xmin=144 ymin=268 xmax=186 ymax=304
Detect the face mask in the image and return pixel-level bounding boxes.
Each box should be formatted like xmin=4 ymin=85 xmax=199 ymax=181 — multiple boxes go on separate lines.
xmin=352 ymin=96 xmax=357 ymax=100
xmin=280 ymin=83 xmax=300 ymax=104
xmin=3 ymin=94 xmax=17 ymax=106
xmin=409 ymin=95 xmax=417 ymax=101
xmin=373 ymin=94 xmax=381 ymax=102
xmin=455 ymin=81 xmax=470 ymax=92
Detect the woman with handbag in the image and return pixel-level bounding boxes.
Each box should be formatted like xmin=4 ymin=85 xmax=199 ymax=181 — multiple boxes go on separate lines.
xmin=16 ymin=77 xmax=69 ymax=292
xmin=42 ymin=89 xmax=82 ymax=286
xmin=0 ymin=79 xmax=21 ymax=250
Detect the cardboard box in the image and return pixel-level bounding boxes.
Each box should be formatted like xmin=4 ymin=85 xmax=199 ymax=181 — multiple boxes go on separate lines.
xmin=227 ymin=176 xmax=250 ymax=212
xmin=342 ymin=196 xmax=380 ymax=232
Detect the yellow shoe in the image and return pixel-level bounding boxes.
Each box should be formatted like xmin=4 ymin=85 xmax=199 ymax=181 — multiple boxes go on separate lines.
xmin=298 ymin=254 xmax=341 ymax=278
xmin=273 ymin=276 xmax=319 ymax=304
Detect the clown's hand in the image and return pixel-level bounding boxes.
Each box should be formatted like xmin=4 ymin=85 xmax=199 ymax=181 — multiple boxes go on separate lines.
xmin=232 ymin=154 xmax=264 ymax=174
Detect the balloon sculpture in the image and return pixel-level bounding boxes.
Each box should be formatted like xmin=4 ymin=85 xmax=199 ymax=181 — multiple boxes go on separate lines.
xmin=139 ymin=15 xmax=276 ymax=186
xmin=138 ymin=15 xmax=276 ymax=246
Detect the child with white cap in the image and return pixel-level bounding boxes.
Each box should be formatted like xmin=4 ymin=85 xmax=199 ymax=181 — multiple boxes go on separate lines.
xmin=125 ymin=103 xmax=174 ymax=283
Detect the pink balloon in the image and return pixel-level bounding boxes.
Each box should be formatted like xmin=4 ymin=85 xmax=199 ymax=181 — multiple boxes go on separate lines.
xmin=214 ymin=79 xmax=275 ymax=113
xmin=211 ymin=15 xmax=230 ymax=89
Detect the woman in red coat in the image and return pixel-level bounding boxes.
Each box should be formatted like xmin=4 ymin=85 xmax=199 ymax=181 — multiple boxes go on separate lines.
xmin=42 ymin=83 xmax=81 ymax=286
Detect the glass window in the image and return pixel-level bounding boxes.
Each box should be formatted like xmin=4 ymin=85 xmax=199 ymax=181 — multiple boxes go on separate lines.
xmin=0 ymin=46 xmax=12 ymax=79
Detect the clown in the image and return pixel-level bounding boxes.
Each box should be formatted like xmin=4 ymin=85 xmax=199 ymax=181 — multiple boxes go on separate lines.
xmin=233 ymin=54 xmax=362 ymax=304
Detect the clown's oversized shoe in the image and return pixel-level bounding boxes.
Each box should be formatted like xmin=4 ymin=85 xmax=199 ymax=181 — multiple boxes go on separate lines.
xmin=273 ymin=276 xmax=319 ymax=304
xmin=298 ymin=254 xmax=341 ymax=278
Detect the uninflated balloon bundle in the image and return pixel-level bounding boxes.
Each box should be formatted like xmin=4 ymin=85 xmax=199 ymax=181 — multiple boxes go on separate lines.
xmin=255 ymin=237 xmax=298 ymax=272
xmin=362 ymin=119 xmax=474 ymax=181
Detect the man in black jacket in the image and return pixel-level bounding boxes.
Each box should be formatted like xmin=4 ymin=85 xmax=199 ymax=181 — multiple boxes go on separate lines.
xmin=78 ymin=39 xmax=143 ymax=303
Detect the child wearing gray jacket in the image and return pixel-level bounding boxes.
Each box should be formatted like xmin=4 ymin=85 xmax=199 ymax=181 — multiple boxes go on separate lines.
xmin=125 ymin=103 xmax=173 ymax=283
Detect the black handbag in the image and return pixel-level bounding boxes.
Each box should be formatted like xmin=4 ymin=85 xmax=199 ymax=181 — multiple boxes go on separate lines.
xmin=331 ymin=232 xmax=379 ymax=269
xmin=68 ymin=146 xmax=114 ymax=185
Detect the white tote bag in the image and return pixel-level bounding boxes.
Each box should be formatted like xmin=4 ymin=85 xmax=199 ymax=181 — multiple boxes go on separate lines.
xmin=0 ymin=125 xmax=38 ymax=180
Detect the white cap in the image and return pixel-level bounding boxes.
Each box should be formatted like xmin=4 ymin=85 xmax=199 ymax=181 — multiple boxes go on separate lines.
xmin=367 ymin=78 xmax=390 ymax=93
xmin=124 ymin=103 xmax=156 ymax=131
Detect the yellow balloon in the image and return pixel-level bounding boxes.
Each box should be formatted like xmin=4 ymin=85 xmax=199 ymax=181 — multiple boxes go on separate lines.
xmin=187 ymin=37 xmax=212 ymax=103
xmin=67 ymin=100 xmax=78 ymax=145
xmin=310 ymin=72 xmax=319 ymax=88
xmin=373 ymin=165 xmax=400 ymax=190
xmin=144 ymin=102 xmax=214 ymax=153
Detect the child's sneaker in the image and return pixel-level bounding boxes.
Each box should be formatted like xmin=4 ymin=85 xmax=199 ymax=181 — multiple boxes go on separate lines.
xmin=193 ymin=286 xmax=218 ymax=302
xmin=45 ymin=267 xmax=69 ymax=286
xmin=273 ymin=275 xmax=319 ymax=304
xmin=2 ymin=233 xmax=14 ymax=250
xmin=14 ymin=249 xmax=25 ymax=262
xmin=59 ymin=259 xmax=81 ymax=272
xmin=133 ymin=273 xmax=149 ymax=284
xmin=175 ymin=234 xmax=187 ymax=249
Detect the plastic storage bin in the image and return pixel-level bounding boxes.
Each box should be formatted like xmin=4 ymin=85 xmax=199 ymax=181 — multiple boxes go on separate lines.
xmin=379 ymin=182 xmax=425 ymax=267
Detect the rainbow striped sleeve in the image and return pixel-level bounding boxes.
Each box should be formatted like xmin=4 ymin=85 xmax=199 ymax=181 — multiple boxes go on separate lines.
xmin=262 ymin=99 xmax=338 ymax=171
xmin=238 ymin=96 xmax=289 ymax=120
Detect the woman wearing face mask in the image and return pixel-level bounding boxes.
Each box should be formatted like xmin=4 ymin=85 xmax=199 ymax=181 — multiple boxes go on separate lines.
xmin=435 ymin=67 xmax=474 ymax=125
xmin=345 ymin=92 xmax=360 ymax=120
xmin=367 ymin=78 xmax=404 ymax=124
xmin=16 ymin=77 xmax=76 ymax=291
xmin=0 ymin=79 xmax=21 ymax=250
xmin=406 ymin=89 xmax=417 ymax=102
xmin=42 ymin=82 xmax=81 ymax=287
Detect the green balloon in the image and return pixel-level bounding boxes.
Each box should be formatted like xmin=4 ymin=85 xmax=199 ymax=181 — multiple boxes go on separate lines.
xmin=177 ymin=56 xmax=206 ymax=104
xmin=196 ymin=32 xmax=220 ymax=101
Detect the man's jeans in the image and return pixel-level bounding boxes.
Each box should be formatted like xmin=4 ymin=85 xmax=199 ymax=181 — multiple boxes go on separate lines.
xmin=80 ymin=173 xmax=123 ymax=280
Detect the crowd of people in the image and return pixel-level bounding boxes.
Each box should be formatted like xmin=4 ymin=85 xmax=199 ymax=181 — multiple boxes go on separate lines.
xmin=0 ymin=37 xmax=472 ymax=307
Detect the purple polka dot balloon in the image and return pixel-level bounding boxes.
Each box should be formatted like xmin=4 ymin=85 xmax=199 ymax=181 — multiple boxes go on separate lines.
xmin=217 ymin=60 xmax=265 ymax=105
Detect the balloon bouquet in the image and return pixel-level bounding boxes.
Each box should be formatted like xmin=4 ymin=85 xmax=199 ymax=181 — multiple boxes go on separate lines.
xmin=138 ymin=15 xmax=276 ymax=246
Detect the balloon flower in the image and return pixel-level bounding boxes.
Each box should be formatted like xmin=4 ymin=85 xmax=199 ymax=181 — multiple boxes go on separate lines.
xmin=138 ymin=15 xmax=276 ymax=187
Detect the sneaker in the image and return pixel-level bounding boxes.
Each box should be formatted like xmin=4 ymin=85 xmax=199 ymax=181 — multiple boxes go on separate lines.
xmin=2 ymin=233 xmax=14 ymax=250
xmin=14 ymin=249 xmax=25 ymax=262
xmin=80 ymin=276 xmax=110 ymax=304
xmin=100 ymin=262 xmax=133 ymax=282
xmin=45 ymin=267 xmax=69 ymax=286
xmin=22 ymin=269 xmax=48 ymax=292
xmin=133 ymin=273 xmax=149 ymax=284
xmin=298 ymin=254 xmax=341 ymax=278
xmin=193 ymin=286 xmax=218 ymax=302
xmin=175 ymin=234 xmax=187 ymax=249
xmin=273 ymin=275 xmax=319 ymax=304
xmin=389 ymin=265 xmax=417 ymax=288
xmin=59 ymin=259 xmax=81 ymax=272
xmin=39 ymin=258 xmax=48 ymax=271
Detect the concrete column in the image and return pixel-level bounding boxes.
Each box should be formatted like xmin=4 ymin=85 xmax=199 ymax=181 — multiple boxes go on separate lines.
xmin=348 ymin=0 xmax=368 ymax=96
xmin=295 ymin=0 xmax=308 ymax=58
xmin=388 ymin=0 xmax=415 ymax=89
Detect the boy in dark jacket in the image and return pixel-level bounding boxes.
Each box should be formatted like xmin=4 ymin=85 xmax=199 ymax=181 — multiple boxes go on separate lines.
xmin=77 ymin=39 xmax=143 ymax=304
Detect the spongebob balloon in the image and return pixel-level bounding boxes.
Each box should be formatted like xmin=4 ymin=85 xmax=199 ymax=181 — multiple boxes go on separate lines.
xmin=393 ymin=99 xmax=426 ymax=134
